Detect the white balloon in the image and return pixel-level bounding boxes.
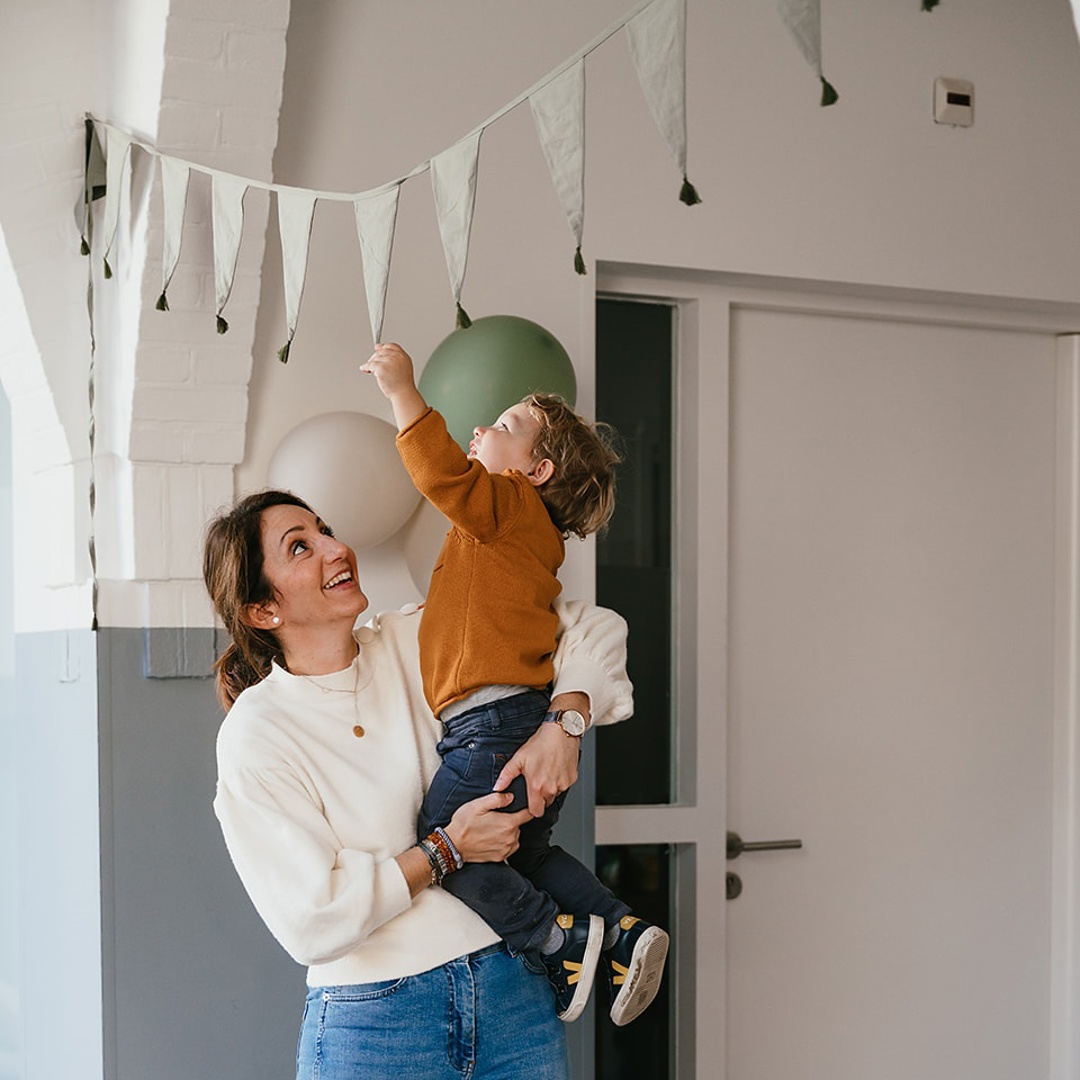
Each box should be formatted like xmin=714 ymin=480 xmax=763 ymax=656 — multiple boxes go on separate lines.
xmin=268 ymin=412 xmax=421 ymax=550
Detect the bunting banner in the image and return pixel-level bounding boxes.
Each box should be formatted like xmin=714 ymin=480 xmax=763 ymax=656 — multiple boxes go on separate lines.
xmin=211 ymin=173 xmax=248 ymax=334
xmin=774 ymin=0 xmax=839 ymax=105
xmin=157 ymin=156 xmax=190 ymax=311
xmin=431 ymin=132 xmax=482 ymax=330
xmin=529 ymin=61 xmax=588 ymax=274
xmin=353 ymin=184 xmax=401 ymax=346
xmin=79 ymin=0 xmax=887 ymax=361
xmin=101 ymin=126 xmax=132 ymax=278
xmin=626 ymin=0 xmax=700 ymax=204
xmin=275 ymin=189 xmax=318 ymax=363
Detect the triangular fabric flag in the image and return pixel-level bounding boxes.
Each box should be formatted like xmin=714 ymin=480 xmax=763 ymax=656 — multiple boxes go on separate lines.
xmin=276 ymin=190 xmax=318 ymax=363
xmin=75 ymin=118 xmax=106 ymax=255
xmin=530 ymin=61 xmax=587 ymax=275
xmin=626 ymin=0 xmax=700 ymax=204
xmin=353 ymin=184 xmax=401 ymax=345
xmin=101 ymin=127 xmax=133 ymax=277
xmin=211 ymin=173 xmax=248 ymax=334
xmin=157 ymin=157 xmax=190 ymax=311
xmin=774 ymin=0 xmax=839 ymax=105
xmin=431 ymin=131 xmax=482 ymax=328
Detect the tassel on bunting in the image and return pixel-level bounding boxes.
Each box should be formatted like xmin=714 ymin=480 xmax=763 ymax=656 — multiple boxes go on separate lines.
xmin=103 ymin=257 xmax=112 ymax=279
xmin=80 ymin=237 xmax=90 ymax=256
xmin=455 ymin=302 xmax=472 ymax=330
xmin=921 ymin=0 xmax=939 ymax=10
xmin=155 ymin=292 xmax=169 ymax=312
xmin=216 ymin=314 xmax=229 ymax=335
xmin=574 ymin=247 xmax=587 ymax=275
xmin=679 ymin=175 xmax=702 ymax=206
xmin=278 ymin=340 xmax=292 ymax=364
xmin=820 ymin=77 xmax=839 ymax=106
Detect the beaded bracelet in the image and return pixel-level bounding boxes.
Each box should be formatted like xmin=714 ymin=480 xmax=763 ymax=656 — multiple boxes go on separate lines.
xmin=426 ymin=832 xmax=453 ymax=877
xmin=419 ymin=838 xmax=445 ymax=885
xmin=434 ymin=827 xmax=464 ymax=871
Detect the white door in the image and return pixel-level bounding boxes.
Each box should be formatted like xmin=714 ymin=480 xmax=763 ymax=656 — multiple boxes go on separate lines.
xmin=595 ymin=269 xmax=1080 ymax=1080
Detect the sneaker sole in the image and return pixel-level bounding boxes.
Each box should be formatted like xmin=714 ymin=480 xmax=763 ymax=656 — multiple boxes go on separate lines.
xmin=558 ymin=914 xmax=604 ymax=1023
xmin=609 ymin=925 xmax=670 ymax=1027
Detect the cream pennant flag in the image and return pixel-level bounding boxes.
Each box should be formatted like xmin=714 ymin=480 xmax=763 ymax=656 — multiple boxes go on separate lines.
xmin=211 ymin=173 xmax=248 ymax=334
xmin=101 ymin=127 xmax=133 ymax=277
xmin=157 ymin=156 xmax=190 ymax=312
xmin=431 ymin=131 xmax=482 ymax=329
xmin=530 ymin=61 xmax=587 ymax=275
xmin=76 ymin=119 xmax=106 ymax=256
xmin=626 ymin=0 xmax=700 ymax=205
xmin=353 ymin=184 xmax=401 ymax=345
xmin=774 ymin=0 xmax=839 ymax=105
xmin=276 ymin=190 xmax=318 ymax=363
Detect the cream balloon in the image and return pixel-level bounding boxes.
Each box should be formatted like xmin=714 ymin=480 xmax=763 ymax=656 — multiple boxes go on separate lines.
xmin=267 ymin=411 xmax=421 ymax=551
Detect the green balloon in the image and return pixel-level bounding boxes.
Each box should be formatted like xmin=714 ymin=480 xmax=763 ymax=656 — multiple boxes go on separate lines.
xmin=419 ymin=315 xmax=577 ymax=450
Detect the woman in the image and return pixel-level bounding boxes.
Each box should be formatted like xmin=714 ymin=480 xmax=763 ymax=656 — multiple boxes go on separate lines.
xmin=203 ymin=490 xmax=632 ymax=1079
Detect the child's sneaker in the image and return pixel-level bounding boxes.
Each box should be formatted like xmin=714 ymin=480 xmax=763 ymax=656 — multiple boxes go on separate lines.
xmin=604 ymin=915 xmax=670 ymax=1026
xmin=530 ymin=913 xmax=604 ymax=1022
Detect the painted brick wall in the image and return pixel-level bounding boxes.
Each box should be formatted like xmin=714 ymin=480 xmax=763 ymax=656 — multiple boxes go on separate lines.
xmin=0 ymin=0 xmax=291 ymax=632
xmin=102 ymin=0 xmax=291 ymax=628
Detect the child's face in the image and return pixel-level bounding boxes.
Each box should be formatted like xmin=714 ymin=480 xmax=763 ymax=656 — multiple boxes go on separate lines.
xmin=469 ymin=403 xmax=542 ymax=476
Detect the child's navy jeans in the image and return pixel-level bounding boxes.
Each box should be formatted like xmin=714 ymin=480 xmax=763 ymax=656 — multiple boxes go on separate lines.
xmin=417 ymin=689 xmax=629 ymax=953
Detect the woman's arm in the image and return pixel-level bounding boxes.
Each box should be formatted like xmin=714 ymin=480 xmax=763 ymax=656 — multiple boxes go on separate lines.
xmin=396 ymin=791 xmax=533 ymax=898
xmin=492 ymin=600 xmax=633 ymax=816
xmin=216 ymin=750 xmax=533 ymax=964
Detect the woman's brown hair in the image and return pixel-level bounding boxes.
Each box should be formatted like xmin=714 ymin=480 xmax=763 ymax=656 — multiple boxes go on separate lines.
xmin=523 ymin=393 xmax=621 ymax=539
xmin=202 ymin=489 xmax=314 ymax=710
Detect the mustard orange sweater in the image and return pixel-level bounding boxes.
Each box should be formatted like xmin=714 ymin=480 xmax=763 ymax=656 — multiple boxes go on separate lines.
xmin=396 ymin=407 xmax=564 ymax=717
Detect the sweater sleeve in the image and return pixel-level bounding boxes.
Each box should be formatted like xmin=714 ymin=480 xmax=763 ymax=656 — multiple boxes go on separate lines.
xmin=550 ymin=598 xmax=634 ymax=727
xmin=396 ymin=406 xmax=525 ymax=542
xmin=213 ymin=746 xmax=413 ymax=968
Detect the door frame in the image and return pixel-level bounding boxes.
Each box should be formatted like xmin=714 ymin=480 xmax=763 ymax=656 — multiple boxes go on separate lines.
xmin=592 ymin=263 xmax=1080 ymax=1080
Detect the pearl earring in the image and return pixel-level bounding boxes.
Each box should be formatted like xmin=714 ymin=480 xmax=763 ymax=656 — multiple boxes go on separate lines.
xmin=272 ymin=616 xmax=280 ymax=625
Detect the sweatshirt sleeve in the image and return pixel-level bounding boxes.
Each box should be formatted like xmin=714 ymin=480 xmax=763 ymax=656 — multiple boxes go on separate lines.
xmin=213 ymin=744 xmax=413 ymax=968
xmin=396 ymin=406 xmax=525 ymax=542
xmin=550 ymin=598 xmax=634 ymax=727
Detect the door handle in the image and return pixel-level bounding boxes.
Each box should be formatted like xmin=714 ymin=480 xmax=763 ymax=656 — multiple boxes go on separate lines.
xmin=726 ymin=831 xmax=803 ymax=860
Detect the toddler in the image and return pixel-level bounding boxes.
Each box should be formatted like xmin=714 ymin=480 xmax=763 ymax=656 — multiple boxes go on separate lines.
xmin=362 ymin=342 xmax=668 ymax=1026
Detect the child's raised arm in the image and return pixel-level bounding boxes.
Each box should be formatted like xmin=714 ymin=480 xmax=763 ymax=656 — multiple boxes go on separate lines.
xmin=360 ymin=343 xmax=428 ymax=431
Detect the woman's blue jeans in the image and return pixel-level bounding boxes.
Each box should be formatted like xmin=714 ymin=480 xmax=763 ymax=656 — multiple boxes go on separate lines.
xmin=295 ymin=943 xmax=569 ymax=1079
xmin=417 ymin=690 xmax=628 ymax=952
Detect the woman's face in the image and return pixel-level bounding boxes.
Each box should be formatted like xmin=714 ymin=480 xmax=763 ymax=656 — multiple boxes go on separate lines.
xmin=258 ymin=504 xmax=368 ymax=632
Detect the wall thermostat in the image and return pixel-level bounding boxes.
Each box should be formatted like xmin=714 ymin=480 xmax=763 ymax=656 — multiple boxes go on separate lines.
xmin=934 ymin=77 xmax=974 ymax=127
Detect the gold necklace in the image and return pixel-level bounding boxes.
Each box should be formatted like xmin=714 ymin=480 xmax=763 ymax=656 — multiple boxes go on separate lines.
xmin=292 ymin=643 xmax=366 ymax=739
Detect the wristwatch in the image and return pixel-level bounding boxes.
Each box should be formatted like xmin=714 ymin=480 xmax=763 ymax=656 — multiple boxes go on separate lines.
xmin=543 ymin=708 xmax=587 ymax=737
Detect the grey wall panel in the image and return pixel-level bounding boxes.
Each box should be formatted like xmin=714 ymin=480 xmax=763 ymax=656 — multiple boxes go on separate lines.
xmin=14 ymin=630 xmax=102 ymax=1080
xmin=97 ymin=629 xmax=303 ymax=1080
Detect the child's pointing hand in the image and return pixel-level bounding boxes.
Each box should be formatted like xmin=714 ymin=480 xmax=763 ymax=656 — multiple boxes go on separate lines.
xmin=361 ymin=342 xmax=416 ymax=397
xmin=361 ymin=342 xmax=428 ymax=431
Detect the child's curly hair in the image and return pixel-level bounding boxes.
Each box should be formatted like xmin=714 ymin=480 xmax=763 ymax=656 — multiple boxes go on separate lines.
xmin=523 ymin=392 xmax=620 ymax=539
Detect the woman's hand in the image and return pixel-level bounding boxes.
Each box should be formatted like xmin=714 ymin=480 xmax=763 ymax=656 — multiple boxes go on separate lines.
xmin=444 ymin=791 xmax=532 ymax=863
xmin=492 ymin=692 xmax=589 ymax=817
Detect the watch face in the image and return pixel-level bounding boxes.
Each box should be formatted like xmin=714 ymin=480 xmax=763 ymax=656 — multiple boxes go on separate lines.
xmin=559 ymin=709 xmax=587 ymax=736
